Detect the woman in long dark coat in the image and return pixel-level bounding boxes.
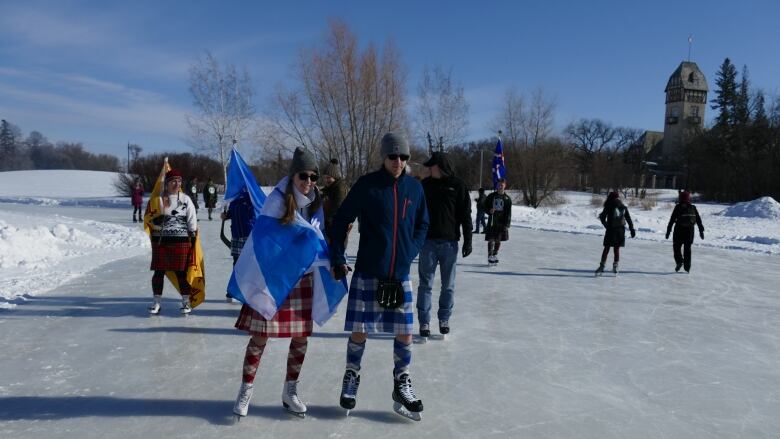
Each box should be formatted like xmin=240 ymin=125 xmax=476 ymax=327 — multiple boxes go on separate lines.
xmin=595 ymin=191 xmax=635 ymax=275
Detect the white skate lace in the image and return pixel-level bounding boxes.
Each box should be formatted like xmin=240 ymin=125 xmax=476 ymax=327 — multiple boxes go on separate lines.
xmin=286 ymin=381 xmax=302 ymax=404
xmin=398 ymin=375 xmax=418 ymax=402
xmin=342 ymin=371 xmax=359 ymax=397
xmin=237 ymin=384 xmax=252 ymax=408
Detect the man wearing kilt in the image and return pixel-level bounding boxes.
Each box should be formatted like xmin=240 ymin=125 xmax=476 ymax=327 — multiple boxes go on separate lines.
xmin=329 ymin=132 xmax=430 ymax=420
xmin=221 ymin=189 xmax=254 ymax=302
xmin=484 ymin=178 xmax=512 ymax=265
xmin=147 ymin=169 xmax=198 ymax=314
xmin=232 ymin=147 xmax=330 ymax=419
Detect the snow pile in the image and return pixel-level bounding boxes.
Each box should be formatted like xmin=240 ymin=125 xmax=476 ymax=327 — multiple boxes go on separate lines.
xmin=0 ymin=211 xmax=149 ymax=309
xmin=717 ymin=196 xmax=780 ymax=219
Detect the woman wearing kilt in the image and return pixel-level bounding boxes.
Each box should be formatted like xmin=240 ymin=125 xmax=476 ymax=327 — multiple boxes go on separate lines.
xmin=329 ymin=133 xmax=430 ymax=420
xmin=232 ymin=147 xmax=328 ymax=419
xmin=147 ymin=169 xmax=198 ymax=314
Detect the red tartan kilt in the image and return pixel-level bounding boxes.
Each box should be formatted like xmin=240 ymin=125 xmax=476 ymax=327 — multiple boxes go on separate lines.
xmin=150 ymin=240 xmax=192 ymax=271
xmin=235 ymin=273 xmax=313 ymax=338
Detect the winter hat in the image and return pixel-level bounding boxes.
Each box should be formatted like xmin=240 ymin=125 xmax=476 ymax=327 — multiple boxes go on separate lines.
xmin=423 ymin=151 xmax=454 ymax=175
xmin=323 ymin=158 xmax=341 ymax=179
xmin=679 ymin=190 xmax=691 ymax=204
xmin=289 ymin=147 xmax=319 ymax=176
xmin=607 ymin=191 xmax=620 ymax=201
xmin=380 ymin=132 xmax=410 ymax=157
xmin=165 ymin=169 xmax=183 ymax=180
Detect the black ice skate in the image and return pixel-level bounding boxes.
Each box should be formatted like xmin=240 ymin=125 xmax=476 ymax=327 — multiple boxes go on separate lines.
xmin=595 ymin=263 xmax=605 ymax=277
xmin=419 ymin=323 xmax=430 ymax=342
xmin=439 ymin=320 xmax=450 ymax=336
xmin=340 ymin=368 xmax=361 ymax=415
xmin=392 ymin=372 xmax=423 ymax=421
xmin=675 ymin=262 xmax=683 ymax=272
xmin=613 ymin=262 xmax=619 ymax=275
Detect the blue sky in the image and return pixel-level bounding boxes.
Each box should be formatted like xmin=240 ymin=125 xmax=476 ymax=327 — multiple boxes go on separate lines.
xmin=1 ymin=0 xmax=778 ymax=158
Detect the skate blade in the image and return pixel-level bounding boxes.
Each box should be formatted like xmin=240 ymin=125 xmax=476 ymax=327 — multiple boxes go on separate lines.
xmin=393 ymin=402 xmax=422 ymax=421
xmin=344 ymin=409 xmax=351 ymax=417
xmin=415 ymin=336 xmax=428 ymax=344
xmin=283 ymin=403 xmax=306 ymax=418
xmin=233 ymin=414 xmax=245 ymax=423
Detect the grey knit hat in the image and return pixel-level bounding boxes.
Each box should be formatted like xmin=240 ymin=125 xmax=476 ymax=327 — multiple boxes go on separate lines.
xmin=289 ymin=147 xmax=319 ymax=176
xmin=380 ymin=132 xmax=410 ymax=157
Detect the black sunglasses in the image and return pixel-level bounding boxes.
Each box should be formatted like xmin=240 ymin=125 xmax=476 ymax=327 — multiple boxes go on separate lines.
xmin=387 ymin=154 xmax=410 ymax=161
xmin=297 ymin=172 xmax=319 ymax=182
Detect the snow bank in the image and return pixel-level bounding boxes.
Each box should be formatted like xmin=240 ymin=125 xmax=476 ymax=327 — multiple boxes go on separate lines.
xmin=717 ymin=196 xmax=780 ymax=219
xmin=0 ymin=170 xmax=122 ymax=198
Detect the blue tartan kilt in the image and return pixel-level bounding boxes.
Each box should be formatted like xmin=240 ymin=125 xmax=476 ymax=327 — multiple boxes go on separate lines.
xmin=344 ymin=272 xmax=414 ymax=335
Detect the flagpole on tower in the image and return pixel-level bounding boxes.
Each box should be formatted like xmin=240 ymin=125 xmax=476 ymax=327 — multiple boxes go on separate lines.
xmin=687 ymin=34 xmax=693 ymax=61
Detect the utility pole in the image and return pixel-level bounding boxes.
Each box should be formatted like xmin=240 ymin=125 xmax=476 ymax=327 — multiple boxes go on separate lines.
xmin=127 ymin=142 xmax=130 ymax=174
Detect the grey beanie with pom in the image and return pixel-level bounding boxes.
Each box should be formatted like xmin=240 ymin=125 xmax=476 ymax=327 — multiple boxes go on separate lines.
xmin=323 ymin=158 xmax=341 ymax=179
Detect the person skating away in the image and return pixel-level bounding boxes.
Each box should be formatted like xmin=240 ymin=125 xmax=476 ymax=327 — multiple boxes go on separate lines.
xmin=203 ymin=177 xmax=218 ymax=220
xmin=595 ymin=191 xmax=636 ymax=276
xmin=232 ymin=147 xmax=327 ymax=420
xmin=321 ymin=158 xmax=350 ymax=243
xmin=473 ymin=187 xmax=487 ymax=233
xmin=417 ymin=151 xmax=472 ymax=340
xmin=147 ymin=169 xmax=198 ymax=314
xmin=221 ymin=189 xmax=255 ymax=302
xmin=484 ymin=178 xmax=512 ymax=266
xmin=665 ymin=190 xmax=704 ymax=273
xmin=329 ymin=132 xmax=429 ymax=421
xmin=186 ymin=177 xmax=200 ymax=217
xmin=131 ymin=179 xmax=144 ymax=223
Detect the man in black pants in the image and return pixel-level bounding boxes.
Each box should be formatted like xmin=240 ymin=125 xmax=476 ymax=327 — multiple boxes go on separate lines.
xmin=665 ymin=190 xmax=705 ymax=273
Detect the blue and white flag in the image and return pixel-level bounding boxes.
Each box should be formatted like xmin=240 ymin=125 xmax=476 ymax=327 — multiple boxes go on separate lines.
xmin=227 ymin=177 xmax=348 ymax=325
xmin=224 ymin=146 xmax=266 ymax=218
xmin=492 ymin=136 xmax=506 ymax=189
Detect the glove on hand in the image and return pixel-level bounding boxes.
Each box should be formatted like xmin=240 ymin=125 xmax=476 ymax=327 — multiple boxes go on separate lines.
xmin=665 ymin=232 xmax=670 ymax=239
xmin=700 ymin=230 xmax=704 ymax=240
xmin=461 ymin=241 xmax=472 ymax=258
xmin=630 ymin=229 xmax=636 ymax=238
xmin=333 ymin=264 xmax=352 ymax=280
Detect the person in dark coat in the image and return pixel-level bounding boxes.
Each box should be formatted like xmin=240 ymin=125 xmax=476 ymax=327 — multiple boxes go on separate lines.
xmin=203 ymin=178 xmax=218 ymax=220
xmin=596 ymin=191 xmax=635 ymax=275
xmin=329 ymin=132 xmax=429 ymax=418
xmin=186 ymin=177 xmax=200 ymax=215
xmin=665 ymin=190 xmax=704 ymax=273
xmin=131 ymin=179 xmax=144 ymax=223
xmin=416 ymin=151 xmax=472 ymax=337
xmin=221 ymin=189 xmax=255 ymax=302
xmin=473 ymin=187 xmax=487 ymax=233
xmin=321 ymin=158 xmax=349 ymax=241
xmin=484 ymin=178 xmax=512 ymax=265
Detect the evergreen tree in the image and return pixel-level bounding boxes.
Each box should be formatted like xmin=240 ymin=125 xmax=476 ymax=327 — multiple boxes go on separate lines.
xmin=734 ymin=65 xmax=751 ymax=126
xmin=0 ymin=119 xmax=17 ymax=171
xmin=710 ymin=58 xmax=738 ymax=128
xmin=753 ymin=91 xmax=769 ymax=128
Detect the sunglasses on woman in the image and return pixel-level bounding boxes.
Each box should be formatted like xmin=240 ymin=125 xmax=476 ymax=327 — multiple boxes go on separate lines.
xmin=387 ymin=154 xmax=410 ymax=162
xmin=297 ymin=172 xmax=319 ymax=182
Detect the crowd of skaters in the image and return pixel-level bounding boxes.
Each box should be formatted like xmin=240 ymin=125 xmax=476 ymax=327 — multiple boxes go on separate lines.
xmin=138 ymin=131 xmax=706 ymax=422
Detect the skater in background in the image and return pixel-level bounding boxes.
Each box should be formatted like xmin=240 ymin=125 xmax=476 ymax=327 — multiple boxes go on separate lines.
xmin=596 ymin=191 xmax=635 ymax=275
xmin=321 ymin=158 xmax=349 ymax=242
xmin=203 ymin=177 xmax=218 ymax=220
xmin=221 ymin=188 xmax=255 ymax=302
xmin=484 ymin=178 xmax=512 ymax=265
xmin=131 ymin=179 xmax=144 ymax=223
xmin=186 ymin=177 xmax=200 ymax=216
xmin=417 ymin=151 xmax=472 ymax=339
xmin=232 ymin=148 xmax=323 ymax=419
xmin=147 ymin=169 xmax=198 ymax=314
xmin=665 ymin=190 xmax=704 ymax=273
xmin=329 ymin=132 xmax=429 ymax=420
xmin=473 ymin=187 xmax=487 ymax=233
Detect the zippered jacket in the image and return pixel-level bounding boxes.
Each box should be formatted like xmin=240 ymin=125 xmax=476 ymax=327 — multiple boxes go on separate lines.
xmin=329 ymin=167 xmax=429 ymax=280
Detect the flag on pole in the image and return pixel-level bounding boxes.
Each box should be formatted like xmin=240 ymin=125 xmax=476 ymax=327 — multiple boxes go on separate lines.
xmin=224 ymin=145 xmax=266 ymax=216
xmin=227 ymin=177 xmax=348 ymax=325
xmin=491 ymin=136 xmax=506 ymax=189
xmin=143 ymin=158 xmax=206 ymax=308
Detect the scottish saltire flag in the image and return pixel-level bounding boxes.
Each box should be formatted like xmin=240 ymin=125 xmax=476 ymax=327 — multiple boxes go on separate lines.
xmin=492 ymin=136 xmax=506 ymax=189
xmin=227 ymin=177 xmax=348 ymax=325
xmin=143 ymin=158 xmax=207 ymax=308
xmin=224 ymin=145 xmax=266 ymax=217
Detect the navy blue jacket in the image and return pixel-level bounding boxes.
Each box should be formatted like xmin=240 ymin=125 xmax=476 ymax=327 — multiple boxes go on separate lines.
xmin=227 ymin=192 xmax=255 ymax=239
xmin=330 ymin=167 xmax=429 ymax=280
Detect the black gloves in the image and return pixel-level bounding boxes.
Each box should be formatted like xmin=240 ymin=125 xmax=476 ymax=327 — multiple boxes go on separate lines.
xmin=189 ymin=233 xmax=197 ymax=247
xmin=630 ymin=229 xmax=636 ymax=238
xmin=333 ymin=264 xmax=352 ymax=280
xmin=461 ymin=240 xmax=472 ymax=258
xmin=665 ymin=231 xmax=670 ymax=239
xmin=700 ymin=230 xmax=704 ymax=240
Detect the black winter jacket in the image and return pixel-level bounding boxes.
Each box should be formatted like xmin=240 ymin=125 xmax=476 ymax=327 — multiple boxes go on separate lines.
xmin=421 ymin=175 xmax=472 ymax=244
xmin=667 ymin=203 xmax=704 ymax=244
xmin=598 ymin=200 xmax=634 ymax=247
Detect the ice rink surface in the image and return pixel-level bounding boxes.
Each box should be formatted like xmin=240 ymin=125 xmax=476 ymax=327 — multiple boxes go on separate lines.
xmin=1 ymin=203 xmax=779 ymax=438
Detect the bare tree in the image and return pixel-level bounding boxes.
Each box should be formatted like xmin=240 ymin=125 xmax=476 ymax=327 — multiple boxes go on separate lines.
xmin=264 ymin=20 xmax=408 ymax=183
xmin=186 ymin=52 xmax=256 ymax=184
xmin=415 ymin=65 xmax=469 ymax=153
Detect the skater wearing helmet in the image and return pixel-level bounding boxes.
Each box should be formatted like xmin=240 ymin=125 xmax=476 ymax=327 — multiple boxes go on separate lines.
xmin=329 ymin=132 xmax=429 ymax=421
xmin=595 ymin=191 xmax=635 ymax=276
xmin=665 ymin=190 xmax=704 ymax=273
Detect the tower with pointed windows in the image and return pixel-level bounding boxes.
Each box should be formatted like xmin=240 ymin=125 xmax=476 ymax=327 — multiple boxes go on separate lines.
xmin=662 ymin=61 xmax=708 ymax=158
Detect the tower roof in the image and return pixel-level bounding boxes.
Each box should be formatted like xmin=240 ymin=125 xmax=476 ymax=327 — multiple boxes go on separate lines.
xmin=665 ymin=61 xmax=708 ymax=92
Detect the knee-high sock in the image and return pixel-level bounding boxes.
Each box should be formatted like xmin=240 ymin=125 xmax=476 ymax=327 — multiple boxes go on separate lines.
xmin=152 ymin=270 xmax=165 ymax=296
xmin=285 ymin=338 xmax=308 ymax=381
xmin=346 ymin=337 xmax=366 ymax=371
xmin=242 ymin=338 xmax=266 ymax=384
xmin=600 ymin=246 xmax=610 ymax=264
xmin=613 ymin=246 xmax=620 ymax=263
xmin=493 ymin=242 xmax=501 ymax=255
xmin=488 ymin=241 xmax=495 ymax=256
xmin=393 ymin=338 xmax=412 ymax=377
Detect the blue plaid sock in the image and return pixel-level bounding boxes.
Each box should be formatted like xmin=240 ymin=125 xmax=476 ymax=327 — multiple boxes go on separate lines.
xmin=346 ymin=337 xmax=366 ymax=371
xmin=393 ymin=338 xmax=412 ymax=377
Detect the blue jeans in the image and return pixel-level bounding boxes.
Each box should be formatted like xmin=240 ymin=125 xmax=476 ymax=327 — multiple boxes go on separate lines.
xmin=416 ymin=239 xmax=458 ymax=325
xmin=474 ymin=210 xmax=487 ymax=233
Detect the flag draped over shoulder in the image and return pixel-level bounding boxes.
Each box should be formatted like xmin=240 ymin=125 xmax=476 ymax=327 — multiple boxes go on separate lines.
xmin=224 ymin=145 xmax=266 ymax=217
xmin=227 ymin=177 xmax=348 ymax=325
xmin=492 ymin=136 xmax=506 ymax=189
xmin=143 ymin=158 xmax=206 ymax=308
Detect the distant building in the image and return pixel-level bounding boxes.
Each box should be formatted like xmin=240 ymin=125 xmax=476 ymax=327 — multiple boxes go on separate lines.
xmin=640 ymin=61 xmax=708 ymax=189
